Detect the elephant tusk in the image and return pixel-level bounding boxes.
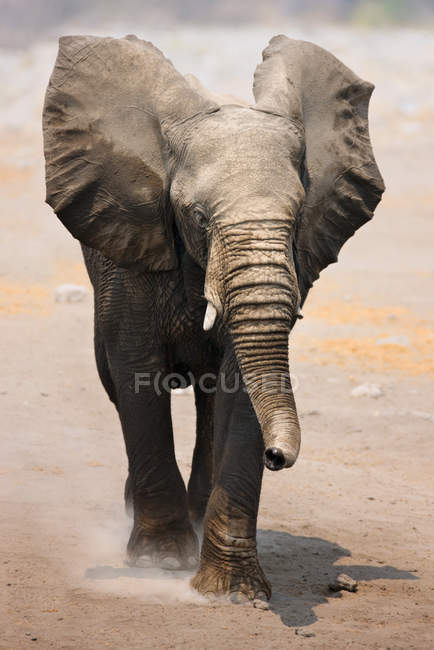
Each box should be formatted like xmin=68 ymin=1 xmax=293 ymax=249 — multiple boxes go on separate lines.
xmin=297 ymin=306 xmax=303 ymax=320
xmin=203 ymin=302 xmax=217 ymax=331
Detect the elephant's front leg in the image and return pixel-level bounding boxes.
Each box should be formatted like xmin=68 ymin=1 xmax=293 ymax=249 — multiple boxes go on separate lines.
xmin=119 ymin=371 xmax=198 ymax=570
xmin=191 ymin=353 xmax=271 ymax=601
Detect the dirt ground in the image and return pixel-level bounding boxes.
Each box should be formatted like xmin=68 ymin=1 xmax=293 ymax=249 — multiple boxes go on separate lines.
xmin=1 ymin=25 xmax=433 ymax=650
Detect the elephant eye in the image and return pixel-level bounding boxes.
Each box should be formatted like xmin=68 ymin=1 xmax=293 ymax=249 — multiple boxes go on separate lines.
xmin=192 ymin=206 xmax=208 ymax=229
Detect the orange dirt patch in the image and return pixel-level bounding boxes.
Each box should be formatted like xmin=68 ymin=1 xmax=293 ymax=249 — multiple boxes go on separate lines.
xmin=53 ymin=260 xmax=91 ymax=287
xmin=308 ymin=330 xmax=433 ymax=377
xmin=0 ymin=283 xmax=50 ymax=316
xmin=0 ymin=260 xmax=91 ymax=316
xmin=306 ymin=300 xmax=410 ymax=326
xmin=296 ymin=297 xmax=434 ymax=376
xmin=0 ymin=164 xmax=33 ymax=187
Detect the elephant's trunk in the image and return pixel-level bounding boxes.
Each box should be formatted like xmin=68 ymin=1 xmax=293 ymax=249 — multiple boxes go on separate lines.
xmin=206 ymin=227 xmax=301 ymax=470
xmin=230 ymin=307 xmax=301 ymax=471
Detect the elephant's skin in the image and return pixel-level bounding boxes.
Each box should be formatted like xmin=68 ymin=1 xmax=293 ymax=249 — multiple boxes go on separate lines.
xmin=42 ymin=34 xmax=384 ymax=602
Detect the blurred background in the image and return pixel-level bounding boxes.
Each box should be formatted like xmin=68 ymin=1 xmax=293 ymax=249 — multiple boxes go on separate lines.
xmin=1 ymin=0 xmax=433 ymax=286
xmin=1 ymin=0 xmax=434 ymax=48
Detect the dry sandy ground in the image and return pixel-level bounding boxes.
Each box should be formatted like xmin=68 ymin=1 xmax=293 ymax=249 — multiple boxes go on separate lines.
xmin=1 ymin=25 xmax=433 ymax=650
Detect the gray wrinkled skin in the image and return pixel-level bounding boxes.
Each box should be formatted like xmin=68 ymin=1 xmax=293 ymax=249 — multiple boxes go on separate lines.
xmin=43 ymin=34 xmax=384 ymax=602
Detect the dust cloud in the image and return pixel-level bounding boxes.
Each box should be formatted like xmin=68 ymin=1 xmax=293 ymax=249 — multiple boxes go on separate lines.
xmin=74 ymin=507 xmax=206 ymax=605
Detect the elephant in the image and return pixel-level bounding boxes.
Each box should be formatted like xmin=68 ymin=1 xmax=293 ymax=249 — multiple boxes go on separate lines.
xmin=42 ymin=34 xmax=384 ymax=603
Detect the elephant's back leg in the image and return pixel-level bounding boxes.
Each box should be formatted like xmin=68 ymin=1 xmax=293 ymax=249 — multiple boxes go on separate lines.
xmin=187 ymin=384 xmax=214 ymax=527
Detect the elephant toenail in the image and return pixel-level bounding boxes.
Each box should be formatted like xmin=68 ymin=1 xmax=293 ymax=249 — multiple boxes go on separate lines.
xmin=253 ymin=592 xmax=270 ymax=610
xmin=131 ymin=555 xmax=153 ymax=568
xmin=160 ymin=556 xmax=182 ymax=570
xmin=203 ymin=591 xmax=218 ymax=601
xmin=229 ymin=591 xmax=250 ymax=605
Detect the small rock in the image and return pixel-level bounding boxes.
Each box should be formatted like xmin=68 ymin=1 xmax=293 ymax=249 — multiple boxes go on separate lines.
xmin=411 ymin=410 xmax=433 ymax=422
xmin=401 ymin=120 xmax=421 ymax=134
xmin=343 ymin=294 xmax=353 ymax=302
xmin=376 ymin=335 xmax=410 ymax=347
xmin=329 ymin=573 xmax=358 ymax=593
xmin=351 ymin=383 xmax=383 ymax=399
xmin=16 ymin=157 xmax=35 ymax=170
xmin=229 ymin=592 xmax=250 ymax=605
xmin=399 ymin=100 xmax=417 ymax=115
xmin=295 ymin=629 xmax=316 ymax=637
xmin=54 ymin=284 xmax=89 ymax=303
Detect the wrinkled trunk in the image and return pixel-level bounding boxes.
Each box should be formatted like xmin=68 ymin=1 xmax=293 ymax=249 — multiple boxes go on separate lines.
xmin=228 ymin=285 xmax=301 ymax=470
xmin=206 ymin=225 xmax=301 ymax=470
xmin=231 ymin=324 xmax=300 ymax=470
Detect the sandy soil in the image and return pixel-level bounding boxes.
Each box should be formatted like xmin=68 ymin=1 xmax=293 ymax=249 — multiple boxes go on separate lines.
xmin=1 ymin=25 xmax=433 ymax=649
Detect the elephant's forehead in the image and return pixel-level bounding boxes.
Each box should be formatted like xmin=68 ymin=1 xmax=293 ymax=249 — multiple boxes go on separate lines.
xmin=186 ymin=106 xmax=301 ymax=167
xmin=171 ymin=106 xmax=305 ymax=214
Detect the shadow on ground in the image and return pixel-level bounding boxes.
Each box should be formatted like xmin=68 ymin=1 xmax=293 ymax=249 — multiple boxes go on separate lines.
xmin=258 ymin=529 xmax=417 ymax=628
xmin=84 ymin=528 xmax=417 ymax=627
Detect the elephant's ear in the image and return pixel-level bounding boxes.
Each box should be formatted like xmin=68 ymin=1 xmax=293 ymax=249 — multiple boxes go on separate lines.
xmin=43 ymin=35 xmax=218 ymax=271
xmin=253 ymin=35 xmax=385 ymax=303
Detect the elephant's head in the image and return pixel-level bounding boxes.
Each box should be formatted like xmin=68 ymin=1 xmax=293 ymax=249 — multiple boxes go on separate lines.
xmin=43 ymin=35 xmax=384 ymax=471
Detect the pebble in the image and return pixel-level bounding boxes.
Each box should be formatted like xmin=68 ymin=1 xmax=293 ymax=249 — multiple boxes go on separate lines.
xmin=328 ymin=573 xmax=358 ymax=593
xmin=376 ymin=335 xmax=410 ymax=347
xmin=373 ymin=409 xmax=433 ymax=422
xmin=411 ymin=410 xmax=433 ymax=421
xmin=229 ymin=592 xmax=250 ymax=605
xmin=351 ymin=383 xmax=383 ymax=398
xmin=295 ymin=629 xmax=316 ymax=637
xmin=54 ymin=284 xmax=89 ymax=303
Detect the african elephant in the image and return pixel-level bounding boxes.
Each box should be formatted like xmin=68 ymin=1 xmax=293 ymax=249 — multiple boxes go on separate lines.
xmin=43 ymin=34 xmax=384 ymax=602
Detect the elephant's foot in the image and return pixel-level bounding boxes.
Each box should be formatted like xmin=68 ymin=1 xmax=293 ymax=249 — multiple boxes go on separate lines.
xmin=126 ymin=522 xmax=199 ymax=571
xmin=190 ymin=539 xmax=271 ymax=603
